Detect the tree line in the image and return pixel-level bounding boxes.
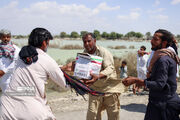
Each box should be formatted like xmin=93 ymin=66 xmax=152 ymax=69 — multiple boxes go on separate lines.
xmin=60 ymin=30 xmax=149 ymax=40
xmin=12 ymin=30 xmax=180 ymax=41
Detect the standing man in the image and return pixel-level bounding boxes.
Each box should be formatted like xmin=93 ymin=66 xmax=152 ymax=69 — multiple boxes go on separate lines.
xmin=63 ymin=33 xmax=121 ymax=120
xmin=123 ymin=29 xmax=180 ymax=120
xmin=0 ymin=28 xmax=66 ymax=120
xmin=134 ymin=46 xmax=149 ymax=93
xmin=137 ymin=46 xmax=148 ymax=80
xmin=0 ymin=29 xmax=20 ymax=92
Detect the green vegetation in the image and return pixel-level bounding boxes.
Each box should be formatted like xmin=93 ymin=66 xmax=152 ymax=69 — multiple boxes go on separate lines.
xmin=60 ymin=45 xmax=83 ymax=49
xmin=58 ymin=30 xmax=148 ymax=40
xmin=108 ymin=45 xmax=127 ymax=49
xmin=13 ymin=30 xmax=180 ymax=41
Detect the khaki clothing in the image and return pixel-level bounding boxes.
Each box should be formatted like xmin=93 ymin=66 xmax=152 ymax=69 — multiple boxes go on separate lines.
xmin=84 ymin=46 xmax=121 ymax=120
xmin=84 ymin=46 xmax=123 ymax=93
xmin=0 ymin=48 xmax=66 ymax=120
xmin=87 ymin=93 xmax=120 ymax=120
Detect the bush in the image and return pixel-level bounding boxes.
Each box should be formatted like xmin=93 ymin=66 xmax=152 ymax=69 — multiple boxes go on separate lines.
xmin=49 ymin=43 xmax=61 ymax=48
xmin=129 ymin=45 xmax=135 ymax=49
xmin=60 ymin=45 xmax=83 ymax=49
xmin=108 ymin=45 xmax=127 ymax=49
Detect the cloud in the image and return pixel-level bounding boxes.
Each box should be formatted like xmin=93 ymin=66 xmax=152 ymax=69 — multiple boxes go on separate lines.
xmin=131 ymin=8 xmax=142 ymax=12
xmin=0 ymin=1 xmax=120 ymax=34
xmin=154 ymin=0 xmax=160 ymax=6
xmin=147 ymin=8 xmax=165 ymax=14
xmin=171 ymin=0 xmax=180 ymax=5
xmin=117 ymin=12 xmax=140 ymax=21
xmin=150 ymin=14 xmax=169 ymax=22
xmin=93 ymin=2 xmax=120 ymax=14
xmin=96 ymin=2 xmax=120 ymax=11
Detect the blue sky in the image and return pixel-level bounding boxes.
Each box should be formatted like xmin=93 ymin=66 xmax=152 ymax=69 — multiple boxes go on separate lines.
xmin=0 ymin=0 xmax=180 ymax=35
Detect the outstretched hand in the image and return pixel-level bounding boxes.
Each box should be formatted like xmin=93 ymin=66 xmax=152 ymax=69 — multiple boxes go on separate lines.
xmin=122 ymin=76 xmax=137 ymax=86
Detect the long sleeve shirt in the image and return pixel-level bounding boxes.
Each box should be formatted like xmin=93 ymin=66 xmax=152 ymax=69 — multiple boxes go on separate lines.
xmin=0 ymin=48 xmax=66 ymax=120
xmin=145 ymin=55 xmax=178 ymax=100
xmin=0 ymin=44 xmax=20 ymax=92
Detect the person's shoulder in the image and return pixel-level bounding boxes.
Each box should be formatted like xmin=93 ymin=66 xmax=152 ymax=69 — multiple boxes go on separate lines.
xmin=97 ymin=45 xmax=111 ymax=54
xmin=38 ymin=49 xmax=57 ymax=64
xmin=158 ymin=56 xmax=176 ymax=64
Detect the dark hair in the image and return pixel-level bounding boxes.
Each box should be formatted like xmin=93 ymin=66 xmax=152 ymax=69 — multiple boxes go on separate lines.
xmin=155 ymin=29 xmax=178 ymax=54
xmin=82 ymin=33 xmax=96 ymax=40
xmin=19 ymin=28 xmax=53 ymax=65
xmin=122 ymin=60 xmax=127 ymax=65
xmin=140 ymin=45 xmax=146 ymax=51
xmin=28 ymin=28 xmax=53 ymax=47
xmin=155 ymin=29 xmax=173 ymax=47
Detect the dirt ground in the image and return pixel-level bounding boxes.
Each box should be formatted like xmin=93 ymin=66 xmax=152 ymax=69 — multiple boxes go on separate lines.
xmin=47 ymin=82 xmax=180 ymax=120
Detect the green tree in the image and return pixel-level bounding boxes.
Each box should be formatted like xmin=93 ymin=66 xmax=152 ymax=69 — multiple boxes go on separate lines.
xmin=60 ymin=32 xmax=67 ymax=38
xmin=135 ymin=32 xmax=143 ymax=38
xmin=101 ymin=32 xmax=109 ymax=39
xmin=116 ymin=33 xmax=123 ymax=39
xmin=109 ymin=32 xmax=117 ymax=39
xmin=177 ymin=34 xmax=180 ymax=38
xmin=125 ymin=31 xmax=136 ymax=38
xmin=93 ymin=30 xmax=101 ymax=40
xmin=145 ymin=32 xmax=151 ymax=40
xmin=80 ymin=31 xmax=88 ymax=37
xmin=70 ymin=31 xmax=79 ymax=38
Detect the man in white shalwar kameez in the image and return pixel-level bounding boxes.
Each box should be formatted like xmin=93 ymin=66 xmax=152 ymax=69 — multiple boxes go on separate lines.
xmin=0 ymin=29 xmax=20 ymax=92
xmin=0 ymin=28 xmax=66 ymax=120
xmin=134 ymin=46 xmax=149 ymax=93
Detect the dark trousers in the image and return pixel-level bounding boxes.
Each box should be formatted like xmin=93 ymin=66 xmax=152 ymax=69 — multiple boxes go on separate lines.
xmin=144 ymin=101 xmax=180 ymax=120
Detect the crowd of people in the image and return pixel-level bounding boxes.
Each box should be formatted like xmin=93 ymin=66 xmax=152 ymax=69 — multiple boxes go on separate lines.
xmin=0 ymin=28 xmax=180 ymax=120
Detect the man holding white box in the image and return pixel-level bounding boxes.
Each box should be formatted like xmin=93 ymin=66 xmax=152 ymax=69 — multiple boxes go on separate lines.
xmin=62 ymin=33 xmax=122 ymax=120
xmin=82 ymin=33 xmax=120 ymax=120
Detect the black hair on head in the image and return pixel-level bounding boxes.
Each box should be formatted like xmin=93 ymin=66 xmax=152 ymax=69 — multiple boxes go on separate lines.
xmin=155 ymin=29 xmax=173 ymax=47
xmin=122 ymin=60 xmax=127 ymax=65
xmin=28 ymin=28 xmax=53 ymax=47
xmin=82 ymin=33 xmax=96 ymax=40
xmin=140 ymin=45 xmax=146 ymax=51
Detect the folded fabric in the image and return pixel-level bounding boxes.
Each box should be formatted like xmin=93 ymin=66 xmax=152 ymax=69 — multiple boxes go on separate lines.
xmin=63 ymin=71 xmax=105 ymax=100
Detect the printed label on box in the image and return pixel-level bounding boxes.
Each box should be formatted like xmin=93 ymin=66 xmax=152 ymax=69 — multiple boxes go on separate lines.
xmin=74 ymin=53 xmax=102 ymax=79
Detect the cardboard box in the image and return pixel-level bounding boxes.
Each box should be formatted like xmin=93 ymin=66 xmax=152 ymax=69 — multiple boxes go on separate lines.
xmin=74 ymin=53 xmax=103 ymax=79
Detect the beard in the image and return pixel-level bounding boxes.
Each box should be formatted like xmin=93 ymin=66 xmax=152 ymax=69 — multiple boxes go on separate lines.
xmin=44 ymin=45 xmax=48 ymax=52
xmin=151 ymin=43 xmax=162 ymax=51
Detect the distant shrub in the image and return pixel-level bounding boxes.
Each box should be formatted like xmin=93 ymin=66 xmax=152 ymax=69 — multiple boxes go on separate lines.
xmin=115 ymin=46 xmax=127 ymax=49
xmin=108 ymin=46 xmax=114 ymax=49
xmin=129 ymin=45 xmax=135 ymax=49
xmin=49 ymin=43 xmax=60 ymax=48
xmin=61 ymin=45 xmax=83 ymax=49
xmin=108 ymin=45 xmax=127 ymax=49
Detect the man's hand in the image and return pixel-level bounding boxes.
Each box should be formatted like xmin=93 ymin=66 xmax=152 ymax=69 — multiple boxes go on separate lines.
xmin=0 ymin=70 xmax=5 ymax=78
xmin=84 ymin=74 xmax=99 ymax=86
xmin=60 ymin=61 xmax=75 ymax=72
xmin=122 ymin=76 xmax=137 ymax=86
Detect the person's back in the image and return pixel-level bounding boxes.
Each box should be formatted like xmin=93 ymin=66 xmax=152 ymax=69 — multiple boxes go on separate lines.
xmin=0 ymin=28 xmax=66 ymax=120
